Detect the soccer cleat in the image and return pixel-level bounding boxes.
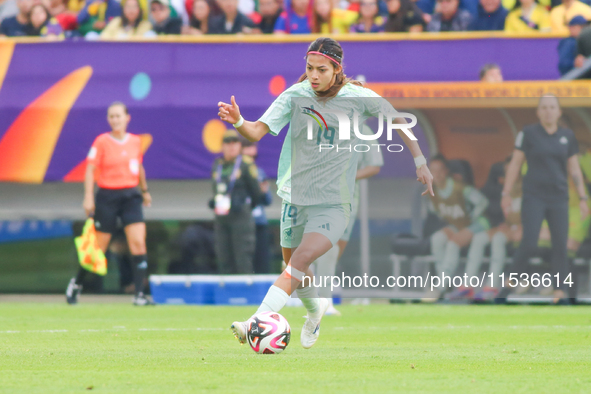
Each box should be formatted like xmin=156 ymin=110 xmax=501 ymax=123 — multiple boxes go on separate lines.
xmin=446 ymin=287 xmax=474 ymax=301
xmin=65 ymin=277 xmax=82 ymax=305
xmin=133 ymin=293 xmax=155 ymax=306
xmin=421 ymin=288 xmax=442 ymax=303
xmin=301 ymin=298 xmax=329 ymax=349
xmin=324 ymin=304 xmax=341 ymax=316
xmin=473 ymin=287 xmax=498 ymax=302
xmin=473 ymin=287 xmax=499 ymax=302
xmin=230 ymin=321 xmax=248 ymax=344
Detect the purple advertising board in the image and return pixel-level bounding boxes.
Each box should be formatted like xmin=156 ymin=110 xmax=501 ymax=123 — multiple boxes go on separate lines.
xmin=0 ymin=38 xmax=561 ymax=182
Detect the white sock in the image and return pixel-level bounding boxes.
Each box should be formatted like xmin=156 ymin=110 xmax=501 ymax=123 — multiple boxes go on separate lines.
xmin=314 ymin=244 xmax=340 ymax=299
xmin=441 ymin=242 xmax=460 ymax=289
xmin=256 ymin=285 xmax=290 ymax=314
xmin=296 ymin=285 xmax=322 ymax=318
xmin=430 ymin=230 xmax=447 ymax=273
xmin=490 ymin=231 xmax=508 ymax=284
xmin=465 ymin=231 xmax=490 ymax=278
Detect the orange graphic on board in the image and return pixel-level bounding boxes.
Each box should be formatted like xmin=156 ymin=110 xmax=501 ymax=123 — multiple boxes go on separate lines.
xmin=0 ymin=66 xmax=93 ymax=183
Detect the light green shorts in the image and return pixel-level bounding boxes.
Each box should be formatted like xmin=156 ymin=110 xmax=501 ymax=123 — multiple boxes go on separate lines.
xmin=280 ymin=201 xmax=351 ymax=248
xmin=340 ymin=191 xmax=360 ymax=242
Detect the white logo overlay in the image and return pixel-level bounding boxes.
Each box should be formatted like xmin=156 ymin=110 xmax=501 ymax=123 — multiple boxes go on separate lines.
xmin=303 ymin=107 xmax=418 ymax=153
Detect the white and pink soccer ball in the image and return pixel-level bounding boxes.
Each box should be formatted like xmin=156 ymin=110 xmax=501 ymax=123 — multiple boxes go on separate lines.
xmin=246 ymin=311 xmax=291 ymax=354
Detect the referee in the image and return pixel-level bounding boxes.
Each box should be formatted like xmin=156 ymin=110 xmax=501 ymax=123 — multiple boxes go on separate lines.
xmin=66 ymin=102 xmax=154 ymax=306
xmin=500 ymin=94 xmax=589 ymax=304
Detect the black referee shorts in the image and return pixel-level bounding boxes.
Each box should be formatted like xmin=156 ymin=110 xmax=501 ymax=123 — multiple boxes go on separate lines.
xmin=94 ymin=187 xmax=144 ymax=234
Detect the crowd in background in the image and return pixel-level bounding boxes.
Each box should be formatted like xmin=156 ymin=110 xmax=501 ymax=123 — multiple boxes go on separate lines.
xmin=3 ymin=0 xmax=591 ymax=38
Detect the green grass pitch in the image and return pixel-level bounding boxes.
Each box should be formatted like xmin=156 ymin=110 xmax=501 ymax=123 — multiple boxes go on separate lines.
xmin=1 ymin=302 xmax=590 ymax=393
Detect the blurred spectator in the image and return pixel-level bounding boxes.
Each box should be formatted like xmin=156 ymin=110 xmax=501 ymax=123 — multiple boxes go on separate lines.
xmin=575 ymin=19 xmax=591 ymax=67
xmin=249 ymin=0 xmax=282 ymax=34
xmin=0 ymin=0 xmax=31 ymax=36
xmin=550 ymin=0 xmax=591 ymax=34
xmin=347 ymin=0 xmax=389 ymax=17
xmin=469 ymin=0 xmax=508 ymax=30
xmin=504 ymin=0 xmax=550 ymax=32
xmin=311 ymin=0 xmax=358 ymax=33
xmin=479 ymin=63 xmax=504 ymax=81
xmin=208 ymin=0 xmax=255 ymax=34
xmin=567 ymin=143 xmax=591 ymax=255
xmin=416 ymin=0 xmax=477 ymax=19
xmin=501 ymin=0 xmax=551 ymax=10
xmin=67 ymin=0 xmax=85 ymax=13
xmin=182 ymin=0 xmax=209 ymax=34
xmin=77 ymin=0 xmax=122 ymax=37
xmin=499 ymin=95 xmax=587 ymax=304
xmin=415 ymin=0 xmax=436 ymax=13
xmin=100 ymin=0 xmax=152 ymax=38
xmin=274 ymin=0 xmax=311 ymax=34
xmin=427 ymin=0 xmax=471 ymax=31
xmin=460 ymin=0 xmax=480 ymax=17
xmin=558 ymin=15 xmax=588 ymax=75
xmin=427 ymin=154 xmax=489 ymax=299
xmin=150 ymin=0 xmax=182 ymax=34
xmin=462 ymin=158 xmax=521 ymax=301
xmin=0 ymin=0 xmax=17 ymax=22
xmin=210 ymin=129 xmax=262 ymax=274
xmin=186 ymin=0 xmax=221 ymax=17
xmin=41 ymin=0 xmax=78 ymax=32
xmin=350 ymin=0 xmax=385 ymax=32
xmin=238 ymin=0 xmax=254 ymax=15
xmin=242 ymin=140 xmax=273 ymax=273
xmin=383 ymin=0 xmax=425 ymax=32
xmin=168 ymin=0 xmax=189 ymax=24
xmin=26 ymin=3 xmax=63 ymax=36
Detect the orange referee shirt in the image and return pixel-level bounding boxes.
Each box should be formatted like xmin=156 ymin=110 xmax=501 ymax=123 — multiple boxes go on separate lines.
xmin=87 ymin=133 xmax=143 ymax=189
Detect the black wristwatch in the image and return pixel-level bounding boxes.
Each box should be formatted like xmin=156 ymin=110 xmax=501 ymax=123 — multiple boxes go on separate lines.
xmin=141 ymin=188 xmax=149 ymax=193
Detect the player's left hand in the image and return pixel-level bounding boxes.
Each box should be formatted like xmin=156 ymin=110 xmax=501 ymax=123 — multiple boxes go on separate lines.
xmin=142 ymin=191 xmax=152 ymax=207
xmin=417 ymin=165 xmax=434 ymax=196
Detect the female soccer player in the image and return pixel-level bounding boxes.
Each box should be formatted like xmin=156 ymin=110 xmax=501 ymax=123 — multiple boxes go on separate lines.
xmin=66 ymin=102 xmax=154 ymax=306
xmin=218 ymin=37 xmax=433 ymax=349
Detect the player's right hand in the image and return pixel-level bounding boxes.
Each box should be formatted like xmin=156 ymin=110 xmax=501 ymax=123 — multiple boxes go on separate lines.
xmin=218 ymin=95 xmax=241 ymax=125
xmin=83 ymin=196 xmax=95 ymax=217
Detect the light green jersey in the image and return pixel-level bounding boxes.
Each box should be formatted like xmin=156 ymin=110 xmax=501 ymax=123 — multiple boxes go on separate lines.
xmin=258 ymin=80 xmax=394 ymax=206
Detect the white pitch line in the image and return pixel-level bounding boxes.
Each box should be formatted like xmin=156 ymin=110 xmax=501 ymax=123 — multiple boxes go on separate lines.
xmin=1 ymin=325 xmax=589 ymax=335
xmin=0 ymin=327 xmax=226 ymax=334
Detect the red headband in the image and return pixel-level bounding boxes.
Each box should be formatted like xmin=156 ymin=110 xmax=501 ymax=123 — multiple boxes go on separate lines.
xmin=307 ymin=51 xmax=341 ymax=65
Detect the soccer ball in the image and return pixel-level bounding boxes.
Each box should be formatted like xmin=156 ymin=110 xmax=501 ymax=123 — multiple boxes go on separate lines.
xmin=246 ymin=311 xmax=291 ymax=354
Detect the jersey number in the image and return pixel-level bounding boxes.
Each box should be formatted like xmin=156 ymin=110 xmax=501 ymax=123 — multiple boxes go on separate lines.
xmin=282 ymin=204 xmax=298 ymax=225
xmin=316 ymin=126 xmax=336 ymax=146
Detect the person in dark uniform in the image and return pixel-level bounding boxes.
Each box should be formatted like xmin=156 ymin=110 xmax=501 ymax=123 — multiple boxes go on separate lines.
xmin=66 ymin=102 xmax=154 ymax=306
xmin=211 ymin=129 xmax=263 ymax=274
xmin=500 ymin=94 xmax=589 ymax=304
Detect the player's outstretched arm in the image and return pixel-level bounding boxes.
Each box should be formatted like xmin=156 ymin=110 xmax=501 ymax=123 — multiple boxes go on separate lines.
xmin=393 ymin=117 xmax=434 ymax=197
xmin=218 ymin=95 xmax=270 ymax=142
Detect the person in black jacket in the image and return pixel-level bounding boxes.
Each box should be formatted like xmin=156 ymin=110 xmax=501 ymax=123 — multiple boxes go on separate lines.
xmin=150 ymin=0 xmax=182 ymax=34
xmin=210 ymin=129 xmax=263 ymax=273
